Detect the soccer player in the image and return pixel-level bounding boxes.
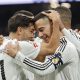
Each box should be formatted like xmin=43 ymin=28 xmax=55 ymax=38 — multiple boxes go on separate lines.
xmin=54 ymin=6 xmax=72 ymax=29
xmin=55 ymin=6 xmax=80 ymax=56
xmin=55 ymin=6 xmax=80 ymax=78
xmin=0 ymin=10 xmax=36 ymax=80
xmin=5 ymin=10 xmax=80 ymax=80
xmin=0 ymin=10 xmax=59 ymax=80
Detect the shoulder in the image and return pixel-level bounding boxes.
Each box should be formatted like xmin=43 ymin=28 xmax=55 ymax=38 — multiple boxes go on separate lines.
xmin=59 ymin=36 xmax=77 ymax=53
xmin=57 ymin=36 xmax=79 ymax=62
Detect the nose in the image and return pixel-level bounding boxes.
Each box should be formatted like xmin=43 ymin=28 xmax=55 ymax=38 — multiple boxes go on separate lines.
xmin=38 ymin=32 xmax=43 ymax=38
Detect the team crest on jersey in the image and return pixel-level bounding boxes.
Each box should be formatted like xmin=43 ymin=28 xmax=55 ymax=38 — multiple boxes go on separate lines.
xmin=52 ymin=57 xmax=60 ymax=64
xmin=49 ymin=52 xmax=63 ymax=69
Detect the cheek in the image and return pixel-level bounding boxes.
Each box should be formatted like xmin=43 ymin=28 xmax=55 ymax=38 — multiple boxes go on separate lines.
xmin=44 ymin=28 xmax=50 ymax=36
xmin=24 ymin=31 xmax=32 ymax=38
xmin=23 ymin=31 xmax=28 ymax=37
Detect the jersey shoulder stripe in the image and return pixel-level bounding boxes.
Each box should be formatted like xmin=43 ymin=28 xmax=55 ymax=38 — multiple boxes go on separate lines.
xmin=58 ymin=37 xmax=67 ymax=52
xmin=23 ymin=58 xmax=53 ymax=70
xmin=23 ymin=37 xmax=67 ymax=70
xmin=69 ymin=29 xmax=80 ymax=41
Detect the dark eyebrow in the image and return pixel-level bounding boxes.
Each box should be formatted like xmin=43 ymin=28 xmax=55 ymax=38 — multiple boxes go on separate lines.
xmin=38 ymin=27 xmax=44 ymax=30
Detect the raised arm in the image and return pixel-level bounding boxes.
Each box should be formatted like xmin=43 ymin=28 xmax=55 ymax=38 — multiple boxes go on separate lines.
xmin=37 ymin=10 xmax=60 ymax=56
xmin=5 ymin=10 xmax=61 ymax=60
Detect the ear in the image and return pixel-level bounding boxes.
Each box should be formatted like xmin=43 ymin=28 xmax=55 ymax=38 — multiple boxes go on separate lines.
xmin=17 ymin=27 xmax=23 ymax=35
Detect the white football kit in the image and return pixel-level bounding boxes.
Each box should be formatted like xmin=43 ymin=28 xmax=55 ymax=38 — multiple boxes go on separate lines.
xmin=62 ymin=28 xmax=80 ymax=53
xmin=0 ymin=38 xmax=41 ymax=80
xmin=62 ymin=28 xmax=80 ymax=76
xmin=14 ymin=36 xmax=80 ymax=80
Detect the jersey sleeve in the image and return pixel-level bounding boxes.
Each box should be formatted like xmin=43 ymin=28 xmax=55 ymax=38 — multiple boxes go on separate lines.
xmin=14 ymin=39 xmax=78 ymax=76
xmin=62 ymin=28 xmax=80 ymax=52
xmin=18 ymin=41 xmax=41 ymax=59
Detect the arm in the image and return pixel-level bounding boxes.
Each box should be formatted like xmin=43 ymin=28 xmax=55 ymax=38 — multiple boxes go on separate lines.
xmin=37 ymin=10 xmax=60 ymax=55
xmin=61 ymin=28 xmax=80 ymax=52
xmin=58 ymin=12 xmax=80 ymax=52
xmin=6 ymin=38 xmax=77 ymax=76
xmin=5 ymin=11 xmax=60 ymax=61
xmin=14 ymin=40 xmax=77 ymax=76
xmin=14 ymin=51 xmax=55 ymax=76
xmin=34 ymin=10 xmax=61 ymax=62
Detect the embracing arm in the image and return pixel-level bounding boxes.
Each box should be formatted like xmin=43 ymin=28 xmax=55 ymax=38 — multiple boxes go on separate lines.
xmin=14 ymin=39 xmax=77 ymax=76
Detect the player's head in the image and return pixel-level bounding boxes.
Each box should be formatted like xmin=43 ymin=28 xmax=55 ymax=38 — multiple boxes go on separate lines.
xmin=8 ymin=10 xmax=35 ymax=41
xmin=14 ymin=10 xmax=34 ymax=17
xmin=54 ymin=6 xmax=72 ymax=29
xmin=32 ymin=10 xmax=54 ymax=43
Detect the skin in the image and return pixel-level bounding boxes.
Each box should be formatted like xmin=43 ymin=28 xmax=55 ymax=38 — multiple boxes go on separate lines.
xmin=9 ymin=17 xmax=60 ymax=62
xmin=5 ymin=10 xmax=61 ymax=62
xmin=35 ymin=11 xmax=63 ymax=61
xmin=9 ymin=23 xmax=35 ymax=41
xmin=35 ymin=18 xmax=51 ymax=43
xmin=34 ymin=18 xmax=52 ymax=61
xmin=0 ymin=35 xmax=4 ymax=45
xmin=0 ymin=11 xmax=60 ymax=63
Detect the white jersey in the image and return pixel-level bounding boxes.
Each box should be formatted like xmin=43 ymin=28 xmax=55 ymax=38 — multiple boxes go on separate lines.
xmin=14 ymin=36 xmax=80 ymax=80
xmin=0 ymin=38 xmax=41 ymax=80
xmin=62 ymin=28 xmax=80 ymax=53
xmin=62 ymin=28 xmax=80 ymax=76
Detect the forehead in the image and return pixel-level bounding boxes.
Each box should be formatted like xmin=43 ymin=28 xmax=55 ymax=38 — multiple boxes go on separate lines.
xmin=35 ymin=18 xmax=50 ymax=28
xmin=25 ymin=23 xmax=35 ymax=30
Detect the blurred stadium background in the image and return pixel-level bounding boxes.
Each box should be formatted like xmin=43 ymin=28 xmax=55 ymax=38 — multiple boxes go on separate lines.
xmin=0 ymin=0 xmax=80 ymax=35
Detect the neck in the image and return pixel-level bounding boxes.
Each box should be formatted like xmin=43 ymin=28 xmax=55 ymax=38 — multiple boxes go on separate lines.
xmin=64 ymin=23 xmax=71 ymax=29
xmin=9 ymin=32 xmax=18 ymax=40
xmin=60 ymin=31 xmax=63 ymax=37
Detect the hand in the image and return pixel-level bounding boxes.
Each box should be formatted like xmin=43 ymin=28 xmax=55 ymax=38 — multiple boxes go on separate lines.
xmin=4 ymin=41 xmax=20 ymax=58
xmin=74 ymin=29 xmax=80 ymax=35
xmin=0 ymin=35 xmax=4 ymax=45
xmin=42 ymin=10 xmax=65 ymax=31
xmin=41 ymin=10 xmax=60 ymax=22
xmin=74 ymin=29 xmax=78 ymax=33
xmin=79 ymin=31 xmax=80 ymax=35
xmin=41 ymin=10 xmax=60 ymax=53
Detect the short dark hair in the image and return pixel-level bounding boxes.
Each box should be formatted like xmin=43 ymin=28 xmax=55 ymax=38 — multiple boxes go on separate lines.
xmin=54 ymin=6 xmax=72 ymax=28
xmin=32 ymin=10 xmax=52 ymax=24
xmin=8 ymin=10 xmax=34 ymax=32
xmin=14 ymin=10 xmax=34 ymax=18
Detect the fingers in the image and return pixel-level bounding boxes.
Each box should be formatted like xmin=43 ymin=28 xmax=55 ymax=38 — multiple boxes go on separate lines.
xmin=41 ymin=10 xmax=60 ymax=18
xmin=41 ymin=11 xmax=51 ymax=16
xmin=0 ymin=35 xmax=4 ymax=45
xmin=74 ymin=29 xmax=78 ymax=33
xmin=15 ymin=41 xmax=20 ymax=50
xmin=74 ymin=29 xmax=80 ymax=35
xmin=41 ymin=10 xmax=57 ymax=15
xmin=4 ymin=42 xmax=11 ymax=54
xmin=42 ymin=10 xmax=61 ymax=28
xmin=4 ymin=41 xmax=19 ymax=58
xmin=0 ymin=35 xmax=3 ymax=38
xmin=78 ymin=31 xmax=80 ymax=35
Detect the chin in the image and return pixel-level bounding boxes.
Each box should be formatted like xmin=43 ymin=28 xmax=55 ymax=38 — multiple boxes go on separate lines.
xmin=30 ymin=38 xmax=34 ymax=41
xmin=46 ymin=41 xmax=49 ymax=43
xmin=44 ymin=40 xmax=49 ymax=43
